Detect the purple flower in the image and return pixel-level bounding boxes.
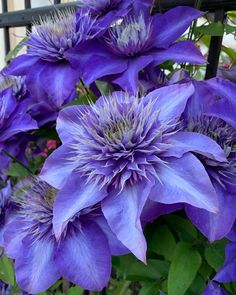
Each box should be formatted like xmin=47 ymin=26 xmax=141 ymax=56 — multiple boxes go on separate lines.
xmin=174 ymin=77 xmax=236 ymax=242
xmin=202 ymin=281 xmax=228 ymax=295
xmin=66 ymin=6 xmax=205 ymax=94
xmin=3 ymin=177 xmax=114 ymax=294
xmin=40 ymin=83 xmax=221 ymax=262
xmin=6 ymin=9 xmax=102 ymax=105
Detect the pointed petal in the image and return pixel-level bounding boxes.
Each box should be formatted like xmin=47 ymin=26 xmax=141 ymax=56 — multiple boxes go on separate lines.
xmin=53 ymin=172 xmax=107 ymax=239
xmin=163 ymin=131 xmax=227 ymax=162
xmin=40 ymin=143 xmax=79 ymax=189
xmin=150 ymin=153 xmax=218 ymax=212
xmin=152 ymin=41 xmax=206 ymax=65
xmin=153 ymin=7 xmax=204 ymax=48
xmin=112 ymin=56 xmax=153 ymax=94
xmin=102 ymin=181 xmax=153 ymax=262
xmin=55 ymin=221 xmax=111 ymax=291
xmin=145 ymin=82 xmax=194 ymax=123
xmin=186 ymin=182 xmax=236 ymax=241
xmin=214 ymin=243 xmax=236 ymax=283
xmin=15 ymin=235 xmax=60 ymax=294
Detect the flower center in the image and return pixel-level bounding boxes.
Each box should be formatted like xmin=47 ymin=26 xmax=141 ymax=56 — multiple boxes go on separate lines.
xmin=106 ymin=14 xmax=153 ymax=57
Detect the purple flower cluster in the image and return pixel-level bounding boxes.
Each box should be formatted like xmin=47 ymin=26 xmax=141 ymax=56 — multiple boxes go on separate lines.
xmin=1 ymin=1 xmax=236 ymax=294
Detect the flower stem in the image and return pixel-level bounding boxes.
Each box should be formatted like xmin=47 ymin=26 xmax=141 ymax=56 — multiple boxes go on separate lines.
xmin=2 ymin=149 xmax=33 ymax=174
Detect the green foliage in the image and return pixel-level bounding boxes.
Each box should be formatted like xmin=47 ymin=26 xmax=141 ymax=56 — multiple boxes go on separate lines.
xmin=204 ymin=239 xmax=227 ymax=271
xmin=195 ymin=22 xmax=225 ymax=36
xmin=0 ymin=255 xmax=15 ymax=287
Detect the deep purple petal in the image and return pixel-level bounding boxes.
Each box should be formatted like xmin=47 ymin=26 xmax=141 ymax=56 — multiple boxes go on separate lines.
xmin=102 ymin=181 xmax=153 ymax=262
xmin=214 ymin=243 xmax=236 ymax=283
xmin=152 ymin=41 xmax=206 ymax=65
xmin=15 ymin=235 xmax=60 ymax=294
xmin=163 ymin=131 xmax=227 ymax=162
xmin=55 ymin=220 xmax=111 ymax=291
xmin=153 ymin=7 xmax=204 ymax=48
xmin=112 ymin=55 xmax=153 ymax=94
xmin=145 ymin=82 xmax=194 ymax=123
xmin=53 ymin=172 xmax=107 ymax=239
xmin=40 ymin=143 xmax=79 ymax=189
xmin=150 ymin=153 xmax=218 ymax=212
xmin=5 ymin=55 xmax=39 ymax=76
xmin=186 ymin=182 xmax=236 ymax=241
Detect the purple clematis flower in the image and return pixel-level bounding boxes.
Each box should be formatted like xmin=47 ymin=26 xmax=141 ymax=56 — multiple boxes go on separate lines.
xmin=5 ymin=9 xmax=103 ymax=104
xmin=3 ymin=177 xmax=115 ymax=294
xmin=66 ymin=6 xmax=205 ymax=94
xmin=202 ymin=281 xmax=228 ymax=295
xmin=40 ymin=83 xmax=222 ymax=262
xmin=174 ymin=77 xmax=236 ymax=242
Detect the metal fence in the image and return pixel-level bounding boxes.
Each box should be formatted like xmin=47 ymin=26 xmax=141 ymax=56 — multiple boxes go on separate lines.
xmin=0 ymin=0 xmax=236 ymax=294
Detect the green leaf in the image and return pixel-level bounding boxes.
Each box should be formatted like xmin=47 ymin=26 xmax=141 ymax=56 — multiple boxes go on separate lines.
xmin=5 ymin=37 xmax=27 ymax=63
xmin=95 ymin=80 xmax=114 ymax=96
xmin=225 ymin=24 xmax=236 ymax=35
xmin=195 ymin=22 xmax=224 ymax=36
xmin=66 ymin=286 xmax=83 ymax=295
xmin=204 ymin=239 xmax=227 ymax=271
xmin=4 ymin=162 xmax=30 ymax=177
xmin=149 ymin=224 xmax=176 ymax=261
xmin=139 ymin=281 xmax=161 ymax=295
xmin=187 ymin=274 xmax=206 ymax=295
xmin=168 ymin=242 xmax=202 ymax=295
xmin=0 ymin=255 xmax=15 ymax=286
xmin=165 ymin=215 xmax=198 ymax=242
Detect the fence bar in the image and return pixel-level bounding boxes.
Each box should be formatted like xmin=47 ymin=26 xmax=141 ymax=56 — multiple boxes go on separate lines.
xmin=54 ymin=0 xmax=61 ymax=4
xmin=1 ymin=0 xmax=10 ymax=54
xmin=24 ymin=0 xmax=32 ymax=33
xmin=205 ymin=9 xmax=226 ymax=79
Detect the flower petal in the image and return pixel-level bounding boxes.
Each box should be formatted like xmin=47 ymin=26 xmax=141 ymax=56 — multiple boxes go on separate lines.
xmin=186 ymin=182 xmax=236 ymax=241
xmin=53 ymin=172 xmax=107 ymax=239
xmin=202 ymin=281 xmax=228 ymax=295
xmin=163 ymin=131 xmax=227 ymax=162
xmin=152 ymin=41 xmax=206 ymax=65
xmin=102 ymin=181 xmax=153 ymax=262
xmin=145 ymin=82 xmax=194 ymax=123
xmin=5 ymin=55 xmax=39 ymax=76
xmin=15 ymin=235 xmax=60 ymax=294
xmin=149 ymin=153 xmax=218 ymax=212
xmin=55 ymin=220 xmax=111 ymax=291
xmin=153 ymin=7 xmax=204 ymax=48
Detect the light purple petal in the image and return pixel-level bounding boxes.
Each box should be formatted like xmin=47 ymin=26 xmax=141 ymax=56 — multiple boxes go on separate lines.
xmin=163 ymin=131 xmax=227 ymax=162
xmin=152 ymin=41 xmax=206 ymax=65
xmin=153 ymin=7 xmax=204 ymax=48
xmin=186 ymin=182 xmax=236 ymax=241
xmin=40 ymin=143 xmax=79 ymax=189
xmin=53 ymin=172 xmax=107 ymax=239
xmin=150 ymin=153 xmax=218 ymax=212
xmin=214 ymin=243 xmax=236 ymax=283
xmin=15 ymin=235 xmax=60 ymax=294
xmin=102 ymin=181 xmax=153 ymax=262
xmin=55 ymin=220 xmax=111 ymax=291
xmin=202 ymin=281 xmax=228 ymax=295
xmin=145 ymin=82 xmax=194 ymax=123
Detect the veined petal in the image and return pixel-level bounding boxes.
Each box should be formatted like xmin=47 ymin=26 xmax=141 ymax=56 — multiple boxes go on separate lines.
xmin=102 ymin=180 xmax=153 ymax=262
xmin=40 ymin=143 xmax=79 ymax=189
xmin=152 ymin=41 xmax=206 ymax=65
xmin=186 ymin=182 xmax=236 ymax=241
xmin=15 ymin=235 xmax=60 ymax=294
xmin=153 ymin=7 xmax=204 ymax=48
xmin=55 ymin=220 xmax=111 ymax=291
xmin=150 ymin=153 xmax=219 ymax=212
xmin=53 ymin=172 xmax=107 ymax=239
xmin=163 ymin=131 xmax=227 ymax=162
xmin=145 ymin=82 xmax=194 ymax=123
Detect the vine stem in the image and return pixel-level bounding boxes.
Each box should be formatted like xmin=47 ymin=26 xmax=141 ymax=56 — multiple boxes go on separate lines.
xmin=2 ymin=149 xmax=33 ymax=174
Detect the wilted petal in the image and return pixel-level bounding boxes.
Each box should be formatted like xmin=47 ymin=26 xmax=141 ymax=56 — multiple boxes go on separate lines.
xmin=102 ymin=181 xmax=153 ymax=262
xmin=53 ymin=172 xmax=107 ymax=239
xmin=150 ymin=153 xmax=218 ymax=212
xmin=55 ymin=220 xmax=111 ymax=291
